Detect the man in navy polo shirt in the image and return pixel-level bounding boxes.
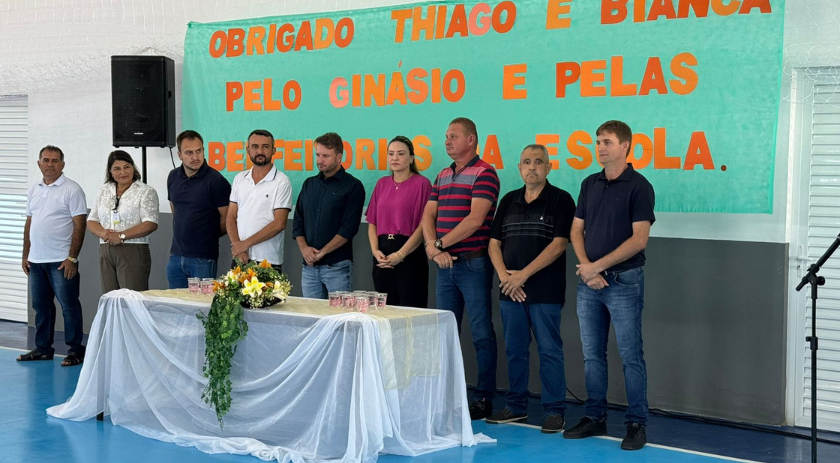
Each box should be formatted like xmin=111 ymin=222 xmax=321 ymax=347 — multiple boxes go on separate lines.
xmin=421 ymin=117 xmax=499 ymax=420
xmin=564 ymin=120 xmax=655 ymax=450
xmin=166 ymin=130 xmax=232 ymax=288
xmin=486 ymin=144 xmax=575 ymax=433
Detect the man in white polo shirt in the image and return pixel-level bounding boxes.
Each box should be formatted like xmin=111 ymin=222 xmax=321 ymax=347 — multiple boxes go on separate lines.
xmin=226 ymin=129 xmax=293 ymax=270
xmin=18 ymin=145 xmax=87 ymax=366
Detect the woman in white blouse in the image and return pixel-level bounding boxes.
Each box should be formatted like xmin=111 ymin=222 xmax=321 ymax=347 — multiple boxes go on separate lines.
xmin=87 ymin=150 xmax=159 ymax=292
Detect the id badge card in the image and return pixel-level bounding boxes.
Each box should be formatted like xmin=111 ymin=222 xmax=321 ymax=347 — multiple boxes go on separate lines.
xmin=111 ymin=210 xmax=122 ymax=228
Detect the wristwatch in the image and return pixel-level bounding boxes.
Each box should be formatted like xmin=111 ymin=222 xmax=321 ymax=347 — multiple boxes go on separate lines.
xmin=66 ymin=256 xmax=78 ymax=264
xmin=434 ymin=239 xmax=444 ymax=251
xmin=119 ymin=233 xmax=126 ymax=243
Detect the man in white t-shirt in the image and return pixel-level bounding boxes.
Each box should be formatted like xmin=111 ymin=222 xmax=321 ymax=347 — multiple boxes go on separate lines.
xmin=226 ymin=129 xmax=293 ymax=270
xmin=18 ymin=145 xmax=87 ymax=366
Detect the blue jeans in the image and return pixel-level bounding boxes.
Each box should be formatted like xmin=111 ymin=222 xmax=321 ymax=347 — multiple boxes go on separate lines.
xmin=499 ymin=301 xmax=566 ymax=416
xmin=166 ymin=255 xmax=218 ymax=289
xmin=301 ymin=260 xmax=353 ymax=299
xmin=436 ymin=255 xmax=497 ymax=400
xmin=29 ymin=261 xmax=85 ymax=356
xmin=576 ymin=266 xmax=648 ymax=425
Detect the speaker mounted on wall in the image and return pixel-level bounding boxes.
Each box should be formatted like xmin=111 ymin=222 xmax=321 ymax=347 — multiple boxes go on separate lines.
xmin=111 ymin=55 xmax=175 ymax=148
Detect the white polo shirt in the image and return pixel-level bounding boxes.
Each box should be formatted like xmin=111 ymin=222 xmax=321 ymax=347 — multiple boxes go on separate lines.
xmin=230 ymin=166 xmax=293 ymax=265
xmin=26 ymin=174 xmax=88 ymax=263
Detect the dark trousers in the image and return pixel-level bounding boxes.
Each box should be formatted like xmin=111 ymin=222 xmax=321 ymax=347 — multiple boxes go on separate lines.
xmin=29 ymin=261 xmax=85 ymax=356
xmin=371 ymin=235 xmax=428 ymax=308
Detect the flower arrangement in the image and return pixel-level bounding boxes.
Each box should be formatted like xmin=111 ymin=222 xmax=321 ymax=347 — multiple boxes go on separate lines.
xmin=197 ymin=259 xmax=292 ymax=426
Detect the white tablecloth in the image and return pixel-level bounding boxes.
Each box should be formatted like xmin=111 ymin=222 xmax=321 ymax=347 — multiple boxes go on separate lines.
xmin=48 ymin=289 xmax=491 ymax=463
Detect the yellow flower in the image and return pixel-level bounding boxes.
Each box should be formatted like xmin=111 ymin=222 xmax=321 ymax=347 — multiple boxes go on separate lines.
xmin=242 ymin=276 xmax=265 ymax=297
xmin=259 ymin=259 xmax=271 ymax=269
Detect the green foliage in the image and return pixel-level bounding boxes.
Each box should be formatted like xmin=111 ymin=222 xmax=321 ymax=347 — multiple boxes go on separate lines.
xmin=196 ymin=259 xmax=291 ymax=427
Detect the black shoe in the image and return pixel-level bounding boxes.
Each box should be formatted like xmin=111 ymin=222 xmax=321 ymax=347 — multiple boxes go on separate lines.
xmin=486 ymin=407 xmax=527 ymax=424
xmin=563 ymin=417 xmax=607 ymax=439
xmin=621 ymin=423 xmax=646 ymax=450
xmin=541 ymin=414 xmax=565 ymax=433
xmin=469 ymin=399 xmax=493 ymax=420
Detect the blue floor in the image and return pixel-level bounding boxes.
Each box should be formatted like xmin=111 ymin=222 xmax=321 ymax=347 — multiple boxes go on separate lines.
xmin=2 ymin=332 xmax=840 ymax=463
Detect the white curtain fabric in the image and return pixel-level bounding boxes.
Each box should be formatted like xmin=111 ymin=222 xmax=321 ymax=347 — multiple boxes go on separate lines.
xmin=48 ymin=290 xmax=492 ymax=462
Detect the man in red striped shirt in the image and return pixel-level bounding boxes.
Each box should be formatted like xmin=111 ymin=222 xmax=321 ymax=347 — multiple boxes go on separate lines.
xmin=422 ymin=117 xmax=500 ymax=420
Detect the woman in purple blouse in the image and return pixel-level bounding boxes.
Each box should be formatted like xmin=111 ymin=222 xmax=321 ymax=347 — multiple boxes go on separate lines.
xmin=365 ymin=136 xmax=432 ymax=308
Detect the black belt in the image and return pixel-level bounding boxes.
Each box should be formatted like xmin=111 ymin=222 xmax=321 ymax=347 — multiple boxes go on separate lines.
xmin=453 ymin=249 xmax=487 ymax=261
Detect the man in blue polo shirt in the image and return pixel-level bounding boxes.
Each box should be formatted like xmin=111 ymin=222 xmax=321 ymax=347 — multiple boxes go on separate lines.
xmin=486 ymin=144 xmax=575 ymax=433
xmin=564 ymin=120 xmax=655 ymax=450
xmin=293 ymin=132 xmax=365 ymax=298
xmin=166 ymin=130 xmax=232 ymax=288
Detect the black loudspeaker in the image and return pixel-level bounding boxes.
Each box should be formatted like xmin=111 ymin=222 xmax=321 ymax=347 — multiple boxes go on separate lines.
xmin=111 ymin=55 xmax=175 ymax=147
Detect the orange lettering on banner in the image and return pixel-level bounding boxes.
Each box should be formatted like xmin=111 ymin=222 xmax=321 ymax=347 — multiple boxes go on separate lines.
xmin=314 ymin=18 xmax=335 ymax=48
xmin=391 ymin=2 xmax=515 ymax=42
xmin=600 ymin=0 xmax=770 ymax=23
xmin=555 ymin=62 xmax=581 ymax=98
xmin=414 ymin=135 xmax=432 ymax=170
xmin=226 ymin=82 xmax=242 ymax=111
xmin=481 ymin=135 xmax=504 ymax=169
xmin=535 ymin=134 xmax=561 ymax=169
xmin=378 ymin=138 xmax=389 ymax=170
xmin=566 ymin=131 xmax=593 ymax=169
xmin=271 ymin=140 xmax=284 ymax=164
xmin=556 ymin=54 xmax=696 ymax=98
xmin=629 ymin=133 xmax=653 ymax=169
xmin=226 ymin=79 xmax=302 ymax=112
xmin=648 ymin=0 xmax=677 ymax=21
xmin=503 ymin=63 xmax=528 ymax=100
xmin=639 ymin=57 xmax=668 ymax=95
xmin=610 ymin=56 xmax=638 ymax=96
xmin=284 ymin=139 xmax=304 ymax=171
xmin=227 ymin=28 xmax=245 ymax=57
xmin=246 ymin=26 xmax=266 ymax=55
xmin=653 ymin=127 xmax=680 ymax=169
xmin=208 ymin=142 xmax=226 ymax=170
xmin=341 ymin=141 xmax=354 ymax=170
xmin=356 ymin=139 xmax=377 ymax=170
xmin=546 ymin=0 xmax=573 ymax=29
xmin=670 ymin=52 xmax=698 ymax=95
xmin=304 ymin=139 xmax=315 ymax=171
xmin=684 ymin=131 xmax=714 ymax=169
xmin=226 ymin=141 xmax=245 ymax=172
xmin=208 ymin=19 xmax=353 ymax=58
xmin=330 ymin=68 xmax=464 ymax=108
xmin=581 ymin=60 xmax=607 ymax=97
xmin=244 ymin=81 xmax=261 ymax=111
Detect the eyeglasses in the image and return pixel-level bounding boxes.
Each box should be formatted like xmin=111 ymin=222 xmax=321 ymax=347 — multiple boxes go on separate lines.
xmin=112 ymin=195 xmax=121 ymax=211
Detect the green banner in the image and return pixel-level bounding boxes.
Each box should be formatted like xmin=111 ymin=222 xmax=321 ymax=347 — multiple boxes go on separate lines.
xmin=183 ymin=0 xmax=784 ymax=213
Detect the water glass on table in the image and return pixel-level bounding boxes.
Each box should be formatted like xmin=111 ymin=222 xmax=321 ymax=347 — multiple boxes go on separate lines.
xmin=188 ymin=277 xmax=200 ymax=294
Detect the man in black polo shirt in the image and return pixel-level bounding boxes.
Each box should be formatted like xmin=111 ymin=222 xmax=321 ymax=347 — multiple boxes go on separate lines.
xmin=292 ymin=132 xmax=365 ymax=298
xmin=564 ymin=120 xmax=655 ymax=450
xmin=486 ymin=144 xmax=575 ymax=433
xmin=166 ymin=130 xmax=231 ymax=288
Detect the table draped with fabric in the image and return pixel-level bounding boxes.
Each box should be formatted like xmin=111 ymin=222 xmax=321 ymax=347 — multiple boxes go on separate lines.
xmin=47 ymin=289 xmax=491 ymax=462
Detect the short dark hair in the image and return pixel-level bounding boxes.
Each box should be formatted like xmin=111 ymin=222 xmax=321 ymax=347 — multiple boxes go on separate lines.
xmin=105 ymin=150 xmax=142 ymax=184
xmin=449 ymin=117 xmax=478 ymax=141
xmin=596 ymin=120 xmax=633 ymax=157
xmin=247 ymin=129 xmax=274 ymax=146
xmin=389 ymin=135 xmax=418 ymax=175
xmin=176 ymin=130 xmax=204 ymax=151
xmin=39 ymin=145 xmax=64 ymax=161
xmin=314 ymin=132 xmax=344 ymax=155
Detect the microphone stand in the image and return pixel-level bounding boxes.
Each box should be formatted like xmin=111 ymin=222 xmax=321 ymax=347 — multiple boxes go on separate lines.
xmin=795 ymin=232 xmax=840 ymax=463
